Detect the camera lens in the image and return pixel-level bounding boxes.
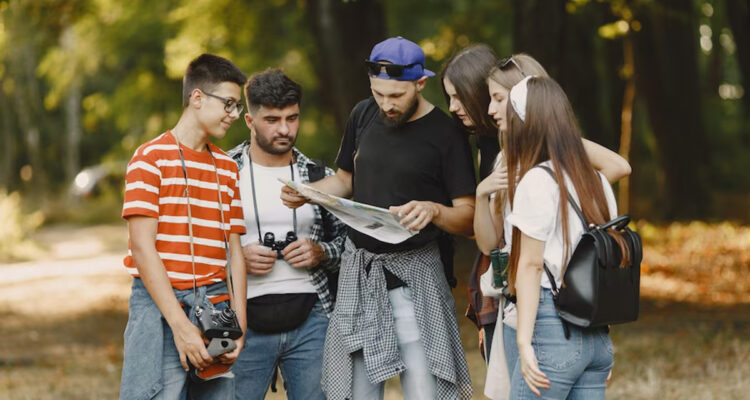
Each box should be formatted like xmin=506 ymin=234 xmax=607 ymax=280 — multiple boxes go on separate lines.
xmin=217 ymin=308 xmax=236 ymax=325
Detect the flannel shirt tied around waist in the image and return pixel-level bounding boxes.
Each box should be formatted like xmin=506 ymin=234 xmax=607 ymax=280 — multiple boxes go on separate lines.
xmin=321 ymin=238 xmax=473 ymax=400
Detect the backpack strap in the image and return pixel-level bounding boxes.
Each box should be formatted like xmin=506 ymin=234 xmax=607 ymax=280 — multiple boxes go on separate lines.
xmin=307 ymin=158 xmax=327 ymax=182
xmin=307 ymin=158 xmax=330 ymax=221
xmin=306 ymin=158 xmax=328 ymax=217
xmin=537 ymin=164 xmax=623 ymax=272
xmin=537 ymin=165 xmax=589 ymax=230
xmin=542 ymin=260 xmax=571 ymax=339
xmin=536 ymin=165 xmax=581 ymax=329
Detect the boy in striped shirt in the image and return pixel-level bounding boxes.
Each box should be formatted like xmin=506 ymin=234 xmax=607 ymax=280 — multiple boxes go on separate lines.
xmin=120 ymin=54 xmax=247 ymax=400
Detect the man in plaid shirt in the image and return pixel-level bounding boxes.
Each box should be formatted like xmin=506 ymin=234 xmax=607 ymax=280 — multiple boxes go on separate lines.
xmin=228 ymin=69 xmax=345 ymax=400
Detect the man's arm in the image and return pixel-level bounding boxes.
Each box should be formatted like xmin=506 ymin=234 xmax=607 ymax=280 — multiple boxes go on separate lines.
xmin=128 ymin=216 xmax=213 ymax=371
xmin=389 ymin=195 xmax=476 ymax=237
xmin=280 ymin=168 xmax=353 ymax=209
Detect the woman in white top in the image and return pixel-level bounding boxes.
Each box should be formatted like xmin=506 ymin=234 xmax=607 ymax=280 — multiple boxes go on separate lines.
xmin=474 ymin=54 xmax=629 ymax=400
xmin=444 ymin=50 xmax=631 ymax=373
xmin=483 ymin=75 xmax=627 ymax=399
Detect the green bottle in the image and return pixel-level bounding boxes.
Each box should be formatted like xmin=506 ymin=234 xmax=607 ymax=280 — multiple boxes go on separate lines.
xmin=489 ymin=248 xmax=510 ymax=288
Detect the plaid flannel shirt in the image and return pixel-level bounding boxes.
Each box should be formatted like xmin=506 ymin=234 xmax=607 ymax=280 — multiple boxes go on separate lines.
xmin=322 ymin=239 xmax=473 ymax=399
xmin=228 ymin=141 xmax=346 ymax=315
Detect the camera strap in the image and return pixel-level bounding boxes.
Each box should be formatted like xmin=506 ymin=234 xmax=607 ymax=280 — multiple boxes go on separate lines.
xmin=246 ymin=149 xmax=297 ymax=243
xmin=173 ymin=133 xmax=235 ymax=310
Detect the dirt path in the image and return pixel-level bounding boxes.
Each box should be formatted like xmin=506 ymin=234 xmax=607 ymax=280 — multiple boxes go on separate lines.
xmin=0 ymin=224 xmax=131 ymax=315
xmin=0 ymin=224 xmax=486 ymax=399
xmin=1 ymin=224 xmax=748 ymax=399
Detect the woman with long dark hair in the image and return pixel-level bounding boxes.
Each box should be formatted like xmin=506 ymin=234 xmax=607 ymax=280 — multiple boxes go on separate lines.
xmin=440 ymin=44 xmax=502 ymax=363
xmin=486 ymin=74 xmax=624 ymax=398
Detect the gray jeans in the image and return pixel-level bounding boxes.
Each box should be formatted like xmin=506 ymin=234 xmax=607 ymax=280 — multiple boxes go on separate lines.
xmin=351 ymin=287 xmax=437 ymax=400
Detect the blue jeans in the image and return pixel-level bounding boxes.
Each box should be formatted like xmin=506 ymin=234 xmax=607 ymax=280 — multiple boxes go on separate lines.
xmin=161 ymin=305 xmax=235 ymax=400
xmin=233 ymin=300 xmax=329 ymax=400
xmin=507 ymin=289 xmax=614 ymax=400
xmin=503 ymin=320 xmax=519 ymax=374
xmin=121 ymin=278 xmax=234 ymax=400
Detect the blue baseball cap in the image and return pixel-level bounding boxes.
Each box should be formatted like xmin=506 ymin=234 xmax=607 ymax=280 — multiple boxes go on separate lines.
xmin=366 ymin=36 xmax=435 ymax=81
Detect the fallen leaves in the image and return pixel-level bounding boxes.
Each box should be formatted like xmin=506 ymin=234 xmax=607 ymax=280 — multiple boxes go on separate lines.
xmin=638 ymin=221 xmax=750 ymax=305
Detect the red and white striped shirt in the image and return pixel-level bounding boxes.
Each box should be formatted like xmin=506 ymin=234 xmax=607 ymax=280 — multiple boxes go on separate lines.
xmin=122 ymin=131 xmax=245 ymax=295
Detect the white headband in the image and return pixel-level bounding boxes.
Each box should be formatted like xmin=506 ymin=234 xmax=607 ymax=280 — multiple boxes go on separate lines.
xmin=509 ymin=75 xmax=534 ymax=122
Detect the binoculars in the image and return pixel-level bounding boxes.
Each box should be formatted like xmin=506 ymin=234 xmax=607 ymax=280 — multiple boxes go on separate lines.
xmin=263 ymin=231 xmax=298 ymax=259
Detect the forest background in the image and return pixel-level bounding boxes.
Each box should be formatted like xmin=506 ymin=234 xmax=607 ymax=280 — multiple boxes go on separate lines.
xmin=0 ymin=0 xmax=748 ymax=399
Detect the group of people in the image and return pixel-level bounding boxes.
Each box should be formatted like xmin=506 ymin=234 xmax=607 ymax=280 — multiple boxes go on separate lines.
xmin=120 ymin=36 xmax=631 ymax=400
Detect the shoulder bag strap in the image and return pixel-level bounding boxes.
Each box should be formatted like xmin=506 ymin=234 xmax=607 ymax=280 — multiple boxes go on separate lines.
xmin=535 ymin=165 xmax=589 ymax=300
xmin=537 ymin=165 xmax=589 ymax=230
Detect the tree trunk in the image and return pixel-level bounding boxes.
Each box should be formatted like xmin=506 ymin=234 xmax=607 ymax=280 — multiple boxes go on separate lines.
xmin=13 ymin=45 xmax=47 ymax=191
xmin=705 ymin=4 xmax=723 ymax=95
xmin=306 ymin=0 xmax=386 ymax=136
xmin=5 ymin=0 xmax=48 ymax=192
xmin=512 ymin=0 xmax=566 ymax=77
xmin=0 ymin=88 xmax=15 ymax=189
xmin=64 ymin=82 xmax=82 ymax=184
xmin=618 ymin=36 xmax=636 ymax=214
xmin=62 ymin=26 xmax=82 ymax=184
xmin=560 ymin=3 xmax=620 ymax=149
xmin=632 ymin=0 xmax=711 ymax=219
xmin=512 ymin=0 xmax=619 ymax=148
xmin=725 ymin=0 xmax=750 ymax=116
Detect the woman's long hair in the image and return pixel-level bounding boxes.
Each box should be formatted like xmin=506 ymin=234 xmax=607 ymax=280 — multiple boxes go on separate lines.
xmin=441 ymin=44 xmax=498 ymax=137
xmin=504 ymin=77 xmax=629 ymax=294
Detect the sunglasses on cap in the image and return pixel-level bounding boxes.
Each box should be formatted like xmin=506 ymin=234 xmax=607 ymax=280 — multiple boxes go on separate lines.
xmin=498 ymin=56 xmax=526 ymax=77
xmin=365 ymin=60 xmax=421 ymax=78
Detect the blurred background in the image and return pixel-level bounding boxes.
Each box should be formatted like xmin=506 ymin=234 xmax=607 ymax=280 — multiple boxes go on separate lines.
xmin=0 ymin=0 xmax=748 ymax=399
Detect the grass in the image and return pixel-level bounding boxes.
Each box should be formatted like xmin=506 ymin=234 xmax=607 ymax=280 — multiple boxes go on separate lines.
xmin=0 ymin=222 xmax=748 ymax=399
xmin=0 ymin=275 xmax=130 ymax=399
xmin=606 ymin=301 xmax=749 ymax=399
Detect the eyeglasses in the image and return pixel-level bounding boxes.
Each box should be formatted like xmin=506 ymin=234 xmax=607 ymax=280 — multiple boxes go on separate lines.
xmin=498 ymin=57 xmax=526 ymax=77
xmin=202 ymin=91 xmax=244 ymax=114
xmin=365 ymin=60 xmax=421 ymax=78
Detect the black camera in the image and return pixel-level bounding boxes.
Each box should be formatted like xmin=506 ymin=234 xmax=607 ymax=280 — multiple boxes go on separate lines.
xmin=263 ymin=231 xmax=298 ymax=259
xmin=195 ymin=305 xmax=243 ymax=357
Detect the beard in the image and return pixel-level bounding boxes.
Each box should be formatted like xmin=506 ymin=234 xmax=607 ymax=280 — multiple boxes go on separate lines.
xmin=381 ymin=95 xmax=419 ymax=128
xmin=253 ymin=124 xmax=296 ymax=155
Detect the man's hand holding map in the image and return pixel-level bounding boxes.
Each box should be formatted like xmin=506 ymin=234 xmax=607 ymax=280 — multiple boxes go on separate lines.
xmin=278 ymin=178 xmax=419 ymax=244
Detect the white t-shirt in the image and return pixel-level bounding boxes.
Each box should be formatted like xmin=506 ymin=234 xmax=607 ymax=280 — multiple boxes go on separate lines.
xmin=505 ymin=160 xmax=618 ymax=289
xmin=238 ymin=151 xmax=317 ymax=299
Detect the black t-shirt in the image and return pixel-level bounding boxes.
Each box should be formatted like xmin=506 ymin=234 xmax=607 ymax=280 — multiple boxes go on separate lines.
xmin=336 ymin=98 xmax=476 ymax=254
xmin=476 ymin=133 xmax=500 ymax=179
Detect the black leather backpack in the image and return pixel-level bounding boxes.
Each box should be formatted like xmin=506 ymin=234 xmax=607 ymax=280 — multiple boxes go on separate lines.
xmin=538 ymin=166 xmax=642 ymax=338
